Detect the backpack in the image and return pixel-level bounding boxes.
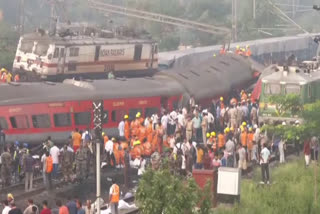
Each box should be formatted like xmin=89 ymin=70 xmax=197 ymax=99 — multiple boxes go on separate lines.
xmin=46 ymin=156 xmax=53 ymax=173
xmin=85 ymin=133 xmax=92 ymax=142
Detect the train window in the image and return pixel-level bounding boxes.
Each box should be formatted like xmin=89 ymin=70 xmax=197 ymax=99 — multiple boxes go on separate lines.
xmin=264 ymin=84 xmax=281 ymax=95
xmin=129 ymin=108 xmax=142 ymax=120
xmin=111 ymin=110 xmax=127 ymax=122
xmin=0 ymin=117 xmax=8 ymax=129
xmin=102 ymin=111 xmax=109 ymax=124
xmin=53 ymin=48 xmax=59 ymax=58
xmin=134 ymin=44 xmax=142 ymax=61
xmin=74 ymin=112 xmax=91 ymax=126
xmin=145 ymin=107 xmax=159 ymax=117
xmin=10 ymin=115 xmax=29 ymax=129
xmin=20 ymin=40 xmax=34 ymax=53
xmin=53 ymin=113 xmax=71 ymax=127
xmin=285 ymin=84 xmax=300 ymax=94
xmin=70 ymin=47 xmax=80 ymax=57
xmin=34 ymin=43 xmax=49 ymax=56
xmin=32 ymin=114 xmax=51 ymax=128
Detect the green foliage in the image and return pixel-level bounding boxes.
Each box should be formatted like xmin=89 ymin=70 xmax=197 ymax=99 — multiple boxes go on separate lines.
xmin=268 ymin=94 xmax=303 ymax=116
xmin=136 ymin=166 xmax=214 ymax=214
xmin=0 ymin=22 xmax=18 ymax=68
xmin=216 ymin=160 xmax=320 ymax=214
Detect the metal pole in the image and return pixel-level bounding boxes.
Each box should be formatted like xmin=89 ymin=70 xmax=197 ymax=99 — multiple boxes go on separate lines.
xmin=96 ymin=139 xmax=101 ymax=214
xmin=19 ymin=0 xmax=25 ymax=36
xmin=253 ymin=0 xmax=256 ymax=19
xmin=292 ymin=0 xmax=296 ymax=18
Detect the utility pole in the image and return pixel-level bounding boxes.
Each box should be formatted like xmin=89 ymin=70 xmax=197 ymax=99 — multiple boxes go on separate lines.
xmin=19 ymin=0 xmax=25 ymax=36
xmin=253 ymin=0 xmax=256 ymax=19
xmin=232 ymin=0 xmax=238 ymax=42
xmin=93 ymin=100 xmax=103 ymax=214
xmin=292 ymin=0 xmax=296 ymax=18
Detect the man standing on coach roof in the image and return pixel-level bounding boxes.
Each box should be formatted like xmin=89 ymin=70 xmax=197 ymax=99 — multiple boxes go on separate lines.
xmin=109 ymin=179 xmax=120 ymax=214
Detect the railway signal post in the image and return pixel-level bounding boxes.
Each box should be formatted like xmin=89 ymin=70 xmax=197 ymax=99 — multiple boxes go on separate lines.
xmin=93 ymin=100 xmax=104 ymax=214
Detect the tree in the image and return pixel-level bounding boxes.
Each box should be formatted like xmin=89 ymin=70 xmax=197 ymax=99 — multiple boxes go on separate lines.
xmin=268 ymin=94 xmax=303 ymax=117
xmin=136 ymin=165 xmax=213 ymax=214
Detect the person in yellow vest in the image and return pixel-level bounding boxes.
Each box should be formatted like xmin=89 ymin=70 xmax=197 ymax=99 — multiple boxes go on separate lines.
xmin=109 ymin=178 xmax=120 ymax=214
xmin=6 ymin=72 xmax=12 ymax=83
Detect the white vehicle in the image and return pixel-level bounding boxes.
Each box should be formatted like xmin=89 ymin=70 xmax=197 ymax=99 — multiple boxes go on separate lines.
xmin=13 ymin=29 xmax=158 ymax=81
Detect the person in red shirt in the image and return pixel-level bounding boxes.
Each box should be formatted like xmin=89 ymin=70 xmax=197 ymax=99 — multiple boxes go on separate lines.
xmin=40 ymin=200 xmax=51 ymax=214
xmin=303 ymin=139 xmax=311 ymax=167
xmin=56 ymin=200 xmax=69 ymax=214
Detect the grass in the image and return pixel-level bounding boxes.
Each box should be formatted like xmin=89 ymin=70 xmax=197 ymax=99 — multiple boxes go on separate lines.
xmin=216 ymin=160 xmax=320 ymax=214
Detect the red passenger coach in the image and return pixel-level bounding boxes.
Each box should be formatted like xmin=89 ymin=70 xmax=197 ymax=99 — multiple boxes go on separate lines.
xmin=0 ymin=77 xmax=184 ymax=144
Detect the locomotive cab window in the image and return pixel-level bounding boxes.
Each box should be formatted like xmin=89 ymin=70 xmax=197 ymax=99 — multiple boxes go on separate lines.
xmin=10 ymin=115 xmax=29 ymax=129
xmin=74 ymin=112 xmax=91 ymax=126
xmin=32 ymin=114 xmax=51 ymax=128
xmin=34 ymin=43 xmax=49 ymax=56
xmin=145 ymin=107 xmax=159 ymax=117
xmin=264 ymin=83 xmax=281 ymax=95
xmin=0 ymin=117 xmax=8 ymax=130
xmin=129 ymin=108 xmax=142 ymax=120
xmin=54 ymin=113 xmax=71 ymax=127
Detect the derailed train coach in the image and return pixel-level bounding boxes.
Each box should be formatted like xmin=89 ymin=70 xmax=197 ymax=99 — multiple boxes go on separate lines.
xmin=0 ymin=54 xmax=263 ymax=144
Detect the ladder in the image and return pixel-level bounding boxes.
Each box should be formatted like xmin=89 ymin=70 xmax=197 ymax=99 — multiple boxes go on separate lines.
xmin=88 ymin=0 xmax=231 ymax=36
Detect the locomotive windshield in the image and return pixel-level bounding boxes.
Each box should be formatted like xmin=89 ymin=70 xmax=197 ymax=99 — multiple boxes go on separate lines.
xmin=264 ymin=83 xmax=281 ymax=95
xmin=19 ymin=39 xmax=34 ymax=53
xmin=34 ymin=42 xmax=49 ymax=56
xmin=285 ymin=84 xmax=300 ymax=94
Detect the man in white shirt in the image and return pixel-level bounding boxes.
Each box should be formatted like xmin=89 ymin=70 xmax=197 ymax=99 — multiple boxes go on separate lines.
xmin=105 ymin=138 xmax=116 ymax=168
xmin=49 ymin=144 xmax=60 ymax=179
xmin=2 ymin=200 xmax=11 ymax=214
xmin=168 ymin=110 xmax=177 ymax=135
xmin=118 ymin=120 xmax=125 ymax=137
xmin=161 ymin=113 xmax=168 ymax=134
xmin=260 ymin=144 xmax=271 ymax=184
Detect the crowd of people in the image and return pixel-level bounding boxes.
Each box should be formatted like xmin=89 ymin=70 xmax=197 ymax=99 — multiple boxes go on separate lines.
xmin=1 ymin=194 xmax=99 ymax=214
xmin=0 ymin=68 xmax=19 ymax=83
xmin=0 ymin=88 xmax=319 ymax=213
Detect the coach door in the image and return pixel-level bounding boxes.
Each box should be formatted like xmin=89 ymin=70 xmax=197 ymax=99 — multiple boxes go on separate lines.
xmin=95 ymin=45 xmax=101 ymax=61
xmin=134 ymin=44 xmax=142 ymax=61
xmin=57 ymin=47 xmax=66 ymax=74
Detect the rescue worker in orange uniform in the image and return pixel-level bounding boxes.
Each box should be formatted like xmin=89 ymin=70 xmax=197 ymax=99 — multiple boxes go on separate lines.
xmin=146 ymin=122 xmax=153 ymax=143
xmin=218 ymin=130 xmax=225 ymax=151
xmin=138 ymin=122 xmax=147 ymax=142
xmin=247 ymin=127 xmax=254 ymax=161
xmin=240 ymin=123 xmax=248 ymax=150
xmin=211 ymin=132 xmax=218 ymax=153
xmin=219 ymin=46 xmax=226 ymax=55
xmin=241 ymin=90 xmax=248 ymax=102
xmin=109 ymin=179 xmax=120 ymax=213
xmin=235 ymin=45 xmax=241 ymax=55
xmin=113 ymin=140 xmax=120 ymax=167
xmin=124 ymin=115 xmax=130 ymax=141
xmin=14 ymin=74 xmax=20 ymax=82
xmin=245 ymin=46 xmax=252 ymax=57
xmin=131 ymin=138 xmax=142 ymax=160
xmin=72 ymin=128 xmax=82 ymax=152
xmin=220 ymin=97 xmax=225 ymax=110
xmin=142 ymin=138 xmax=152 ymax=159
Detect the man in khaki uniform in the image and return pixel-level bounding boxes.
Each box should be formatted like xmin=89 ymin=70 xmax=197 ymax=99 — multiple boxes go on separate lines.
xmin=185 ymin=117 xmax=193 ymax=142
